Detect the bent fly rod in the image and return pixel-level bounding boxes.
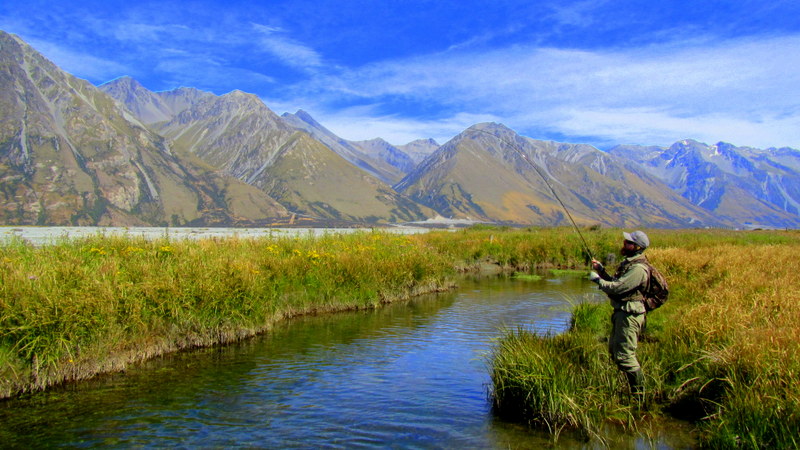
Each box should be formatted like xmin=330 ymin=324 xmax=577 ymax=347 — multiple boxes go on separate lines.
xmin=467 ymin=128 xmax=595 ymax=263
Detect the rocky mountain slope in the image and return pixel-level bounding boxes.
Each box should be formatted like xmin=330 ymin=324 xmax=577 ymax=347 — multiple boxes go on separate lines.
xmin=254 ymin=132 xmax=434 ymax=223
xmin=101 ymin=77 xmax=433 ymax=223
xmin=281 ymin=110 xmax=408 ymax=184
xmin=609 ymin=140 xmax=800 ymax=227
xmin=397 ymin=139 xmax=440 ymax=165
xmin=0 ymin=31 xmax=286 ymax=226
xmin=396 ymin=124 xmax=729 ymax=227
xmin=99 ymin=76 xmax=212 ymax=125
xmin=348 ymin=138 xmax=417 ymax=181
xmin=155 ymin=90 xmax=298 ymax=180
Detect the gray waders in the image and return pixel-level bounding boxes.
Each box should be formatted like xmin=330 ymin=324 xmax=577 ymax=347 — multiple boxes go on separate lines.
xmin=610 ymin=310 xmax=646 ymax=397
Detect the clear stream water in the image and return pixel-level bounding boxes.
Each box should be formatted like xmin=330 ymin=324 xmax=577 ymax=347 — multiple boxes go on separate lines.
xmin=0 ymin=275 xmax=696 ymax=448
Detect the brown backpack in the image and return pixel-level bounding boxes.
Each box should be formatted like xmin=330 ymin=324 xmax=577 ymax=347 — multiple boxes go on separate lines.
xmin=635 ymin=261 xmax=669 ymax=312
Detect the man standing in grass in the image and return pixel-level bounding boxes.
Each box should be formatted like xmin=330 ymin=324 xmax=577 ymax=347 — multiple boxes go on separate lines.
xmin=588 ymin=231 xmax=650 ymax=398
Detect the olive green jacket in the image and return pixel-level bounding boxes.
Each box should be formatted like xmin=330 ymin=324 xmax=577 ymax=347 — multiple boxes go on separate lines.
xmin=597 ymin=253 xmax=648 ymax=314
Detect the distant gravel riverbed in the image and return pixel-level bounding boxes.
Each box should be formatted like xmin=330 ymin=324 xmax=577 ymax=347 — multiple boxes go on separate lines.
xmin=0 ymin=226 xmax=432 ymax=246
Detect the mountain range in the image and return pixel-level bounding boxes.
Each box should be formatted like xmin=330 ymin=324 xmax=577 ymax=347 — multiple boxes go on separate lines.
xmin=2 ymin=30 xmax=799 ymax=229
xmin=609 ymin=141 xmax=800 ymax=227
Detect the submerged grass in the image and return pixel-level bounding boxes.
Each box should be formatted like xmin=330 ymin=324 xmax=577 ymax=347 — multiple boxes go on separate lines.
xmin=2 ymin=226 xmax=799 ymax=447
xmin=511 ymin=273 xmax=543 ymax=282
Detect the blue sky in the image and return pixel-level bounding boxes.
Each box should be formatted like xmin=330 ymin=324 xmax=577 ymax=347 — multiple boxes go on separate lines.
xmin=2 ymin=1 xmax=799 ymax=149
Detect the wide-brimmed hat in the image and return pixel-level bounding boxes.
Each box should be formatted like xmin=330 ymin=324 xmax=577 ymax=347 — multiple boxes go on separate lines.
xmin=623 ymin=230 xmax=650 ymax=249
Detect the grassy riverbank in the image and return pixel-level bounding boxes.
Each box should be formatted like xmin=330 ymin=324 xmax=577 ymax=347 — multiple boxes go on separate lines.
xmin=3 ymin=227 xmax=798 ymax=447
xmin=490 ymin=229 xmax=800 ymax=448
xmin=0 ymin=231 xmax=461 ymax=398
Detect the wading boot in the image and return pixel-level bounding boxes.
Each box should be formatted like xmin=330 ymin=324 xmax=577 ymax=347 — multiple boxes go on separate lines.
xmin=625 ymin=369 xmax=645 ymax=404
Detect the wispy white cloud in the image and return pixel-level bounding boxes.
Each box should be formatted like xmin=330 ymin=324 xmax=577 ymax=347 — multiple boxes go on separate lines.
xmin=24 ymin=38 xmax=129 ymax=82
xmin=289 ymin=33 xmax=800 ymax=148
xmin=545 ymin=0 xmax=611 ymax=28
xmin=319 ymin=110 xmax=501 ymax=146
xmin=555 ymin=108 xmax=800 ymax=149
xmin=252 ymin=23 xmax=323 ymax=71
xmin=5 ymin=4 xmax=325 ymax=88
xmin=155 ymin=58 xmax=276 ymax=92
xmin=112 ymin=23 xmax=190 ymax=43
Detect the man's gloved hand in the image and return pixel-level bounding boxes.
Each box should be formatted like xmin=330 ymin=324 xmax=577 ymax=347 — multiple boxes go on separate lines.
xmin=591 ymin=259 xmax=604 ymax=271
xmin=588 ymin=271 xmax=601 ymax=283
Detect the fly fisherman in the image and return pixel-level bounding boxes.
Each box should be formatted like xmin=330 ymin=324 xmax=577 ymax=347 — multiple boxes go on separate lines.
xmin=588 ymin=231 xmax=650 ymax=399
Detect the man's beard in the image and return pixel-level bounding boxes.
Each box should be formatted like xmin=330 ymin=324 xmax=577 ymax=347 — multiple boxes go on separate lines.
xmin=621 ymin=246 xmax=637 ymax=257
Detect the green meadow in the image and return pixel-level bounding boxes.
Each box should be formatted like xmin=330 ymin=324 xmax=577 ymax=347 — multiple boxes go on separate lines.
xmin=1 ymin=227 xmax=798 ymax=447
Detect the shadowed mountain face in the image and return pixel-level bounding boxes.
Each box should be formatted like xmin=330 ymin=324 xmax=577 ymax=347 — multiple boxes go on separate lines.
xmin=281 ymin=110 xmax=411 ymax=185
xmin=0 ymin=31 xmax=287 ymax=226
xmin=348 ymin=138 xmax=418 ymax=179
xmin=610 ymin=140 xmax=800 ymax=228
xmin=396 ymin=124 xmax=729 ymax=228
xmin=4 ymin=30 xmax=800 ymax=228
xmin=397 ymin=139 xmax=440 ymax=165
xmin=99 ymin=76 xmax=213 ymax=126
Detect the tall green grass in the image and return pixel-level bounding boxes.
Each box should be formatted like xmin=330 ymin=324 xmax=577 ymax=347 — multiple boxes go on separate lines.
xmin=489 ymin=229 xmax=800 ymax=448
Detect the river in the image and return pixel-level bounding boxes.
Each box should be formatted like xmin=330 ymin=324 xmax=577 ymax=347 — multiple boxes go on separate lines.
xmin=0 ymin=274 xmax=696 ymax=448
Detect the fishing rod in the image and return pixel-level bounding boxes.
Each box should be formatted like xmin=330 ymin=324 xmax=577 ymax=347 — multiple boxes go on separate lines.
xmin=467 ymin=128 xmax=595 ymax=263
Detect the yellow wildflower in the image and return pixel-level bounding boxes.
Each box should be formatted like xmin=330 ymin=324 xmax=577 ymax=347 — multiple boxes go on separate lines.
xmin=122 ymin=246 xmax=144 ymax=255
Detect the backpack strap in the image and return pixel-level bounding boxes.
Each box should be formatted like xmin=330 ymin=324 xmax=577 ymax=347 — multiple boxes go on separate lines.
xmin=630 ymin=261 xmax=652 ymax=298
